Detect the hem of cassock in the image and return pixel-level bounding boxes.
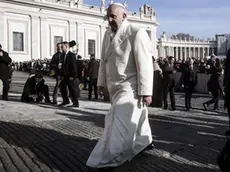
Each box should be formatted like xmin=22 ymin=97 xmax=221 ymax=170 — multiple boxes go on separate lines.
xmin=88 ymin=167 xmax=116 ymax=172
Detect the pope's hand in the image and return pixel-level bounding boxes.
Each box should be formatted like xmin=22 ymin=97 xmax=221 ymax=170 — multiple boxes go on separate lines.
xmin=98 ymin=86 xmax=104 ymax=97
xmin=0 ymin=52 xmax=3 ymax=56
xmin=143 ymin=96 xmax=152 ymax=106
xmin=69 ymin=77 xmax=74 ymax=80
xmin=222 ymin=92 xmax=225 ymax=97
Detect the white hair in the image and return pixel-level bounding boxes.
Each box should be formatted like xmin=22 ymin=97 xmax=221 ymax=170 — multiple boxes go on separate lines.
xmin=109 ymin=3 xmax=128 ymax=14
xmin=111 ymin=3 xmax=126 ymax=9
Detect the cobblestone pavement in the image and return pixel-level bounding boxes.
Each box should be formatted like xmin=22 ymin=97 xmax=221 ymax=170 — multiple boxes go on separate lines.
xmin=0 ymin=71 xmax=228 ymax=172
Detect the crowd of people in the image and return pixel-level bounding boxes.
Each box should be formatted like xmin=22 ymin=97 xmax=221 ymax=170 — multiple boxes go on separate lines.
xmin=12 ymin=55 xmax=226 ymax=75
xmin=157 ymin=56 xmax=226 ymax=74
xmin=152 ymin=55 xmax=224 ymax=111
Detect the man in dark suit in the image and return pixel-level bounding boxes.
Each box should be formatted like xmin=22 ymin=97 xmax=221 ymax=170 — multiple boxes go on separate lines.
xmin=162 ymin=56 xmax=176 ymax=110
xmin=223 ymin=48 xmax=230 ymax=136
xmin=59 ymin=41 xmax=79 ymax=107
xmin=88 ymin=54 xmax=99 ymax=100
xmin=50 ymin=42 xmax=63 ymax=104
xmin=181 ymin=58 xmax=198 ymax=111
xmin=0 ymin=44 xmax=12 ymax=100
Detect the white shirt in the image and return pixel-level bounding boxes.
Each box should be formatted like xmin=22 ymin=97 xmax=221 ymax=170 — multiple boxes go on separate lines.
xmin=64 ymin=50 xmax=69 ymax=62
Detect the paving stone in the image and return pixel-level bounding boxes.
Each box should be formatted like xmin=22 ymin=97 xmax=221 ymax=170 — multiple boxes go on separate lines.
xmin=5 ymin=147 xmax=31 ymax=172
xmin=0 ymin=158 xmax=6 ymax=172
xmin=0 ymin=148 xmax=19 ymax=172
xmin=14 ymin=147 xmax=42 ymax=172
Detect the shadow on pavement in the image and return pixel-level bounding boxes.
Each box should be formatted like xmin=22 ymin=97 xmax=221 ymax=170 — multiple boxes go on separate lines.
xmin=36 ymin=104 xmax=224 ymax=171
xmin=0 ymin=121 xmax=95 ymax=172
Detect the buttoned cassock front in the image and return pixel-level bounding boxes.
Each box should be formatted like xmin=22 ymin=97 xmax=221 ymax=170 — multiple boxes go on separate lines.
xmin=86 ymin=20 xmax=154 ymax=168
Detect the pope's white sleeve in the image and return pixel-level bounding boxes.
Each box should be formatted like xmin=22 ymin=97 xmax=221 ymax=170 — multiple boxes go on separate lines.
xmin=97 ymin=34 xmax=107 ymax=87
xmin=133 ymin=28 xmax=153 ymax=96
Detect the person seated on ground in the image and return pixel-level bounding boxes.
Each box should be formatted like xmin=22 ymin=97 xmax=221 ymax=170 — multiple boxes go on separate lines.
xmin=21 ymin=73 xmax=51 ymax=103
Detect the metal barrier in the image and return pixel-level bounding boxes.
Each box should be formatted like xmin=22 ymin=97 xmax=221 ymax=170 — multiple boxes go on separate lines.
xmin=174 ymin=72 xmax=223 ymax=93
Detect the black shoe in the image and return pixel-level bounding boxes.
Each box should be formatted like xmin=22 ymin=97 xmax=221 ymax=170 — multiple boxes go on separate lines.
xmin=97 ymin=167 xmax=115 ymax=172
xmin=68 ymin=104 xmax=79 ymax=108
xmin=146 ymin=142 xmax=155 ymax=150
xmin=225 ymin=130 xmax=230 ymax=136
xmin=214 ymin=107 xmax=219 ymax=111
xmin=58 ymin=102 xmax=70 ymax=106
xmin=203 ymin=103 xmax=208 ymax=111
xmin=52 ymin=101 xmax=57 ymax=105
xmin=172 ymin=107 xmax=176 ymax=111
xmin=186 ymin=107 xmax=190 ymax=111
xmin=139 ymin=141 xmax=155 ymax=154
xmin=45 ymin=100 xmax=52 ymax=104
xmin=163 ymin=106 xmax=168 ymax=110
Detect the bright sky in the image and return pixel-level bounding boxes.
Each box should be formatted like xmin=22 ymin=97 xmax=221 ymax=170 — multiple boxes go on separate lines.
xmin=84 ymin=0 xmax=230 ymax=39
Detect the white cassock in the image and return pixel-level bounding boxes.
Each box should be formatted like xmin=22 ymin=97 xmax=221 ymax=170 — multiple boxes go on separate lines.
xmin=86 ymin=19 xmax=154 ymax=168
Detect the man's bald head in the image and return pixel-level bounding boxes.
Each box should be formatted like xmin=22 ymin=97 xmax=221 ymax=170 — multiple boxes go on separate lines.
xmin=107 ymin=3 xmax=127 ymax=33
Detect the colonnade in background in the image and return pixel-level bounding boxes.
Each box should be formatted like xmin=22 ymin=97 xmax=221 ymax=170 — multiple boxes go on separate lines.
xmin=161 ymin=46 xmax=217 ymax=60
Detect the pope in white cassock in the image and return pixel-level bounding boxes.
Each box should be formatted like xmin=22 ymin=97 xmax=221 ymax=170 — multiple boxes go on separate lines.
xmin=86 ymin=3 xmax=154 ymax=169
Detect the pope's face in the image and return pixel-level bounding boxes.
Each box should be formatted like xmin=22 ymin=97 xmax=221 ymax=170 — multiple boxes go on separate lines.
xmin=107 ymin=5 xmax=126 ymax=33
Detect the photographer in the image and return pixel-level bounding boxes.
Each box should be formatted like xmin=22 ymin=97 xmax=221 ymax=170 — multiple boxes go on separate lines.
xmin=21 ymin=73 xmax=51 ymax=103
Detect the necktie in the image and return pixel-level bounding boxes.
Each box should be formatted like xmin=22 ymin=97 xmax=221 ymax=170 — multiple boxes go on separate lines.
xmin=64 ymin=52 xmax=67 ymax=63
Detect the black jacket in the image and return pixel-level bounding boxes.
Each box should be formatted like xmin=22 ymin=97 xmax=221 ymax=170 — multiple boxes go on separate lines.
xmin=76 ymin=59 xmax=84 ymax=82
xmin=21 ymin=75 xmax=45 ymax=102
xmin=50 ymin=52 xmax=63 ymax=77
xmin=62 ymin=51 xmax=78 ymax=79
xmin=0 ymin=50 xmax=12 ymax=78
xmin=207 ymin=66 xmax=223 ymax=92
xmin=162 ymin=62 xmax=176 ymax=87
xmin=224 ymin=52 xmax=230 ymax=88
xmin=181 ymin=65 xmax=198 ymax=87
xmin=88 ymin=59 xmax=99 ymax=80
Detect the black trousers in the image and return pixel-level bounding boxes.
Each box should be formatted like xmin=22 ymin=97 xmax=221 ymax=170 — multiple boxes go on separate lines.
xmin=60 ymin=77 xmax=79 ymax=105
xmin=185 ymin=84 xmax=194 ymax=109
xmin=83 ymin=76 xmax=88 ymax=90
xmin=163 ymin=84 xmax=175 ymax=109
xmin=204 ymin=90 xmax=220 ymax=109
xmin=52 ymin=76 xmax=61 ymax=103
xmin=0 ymin=76 xmax=10 ymax=100
xmin=88 ymin=78 xmax=98 ymax=100
xmin=226 ymin=92 xmax=230 ymax=128
xmin=227 ymin=105 xmax=230 ymax=129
